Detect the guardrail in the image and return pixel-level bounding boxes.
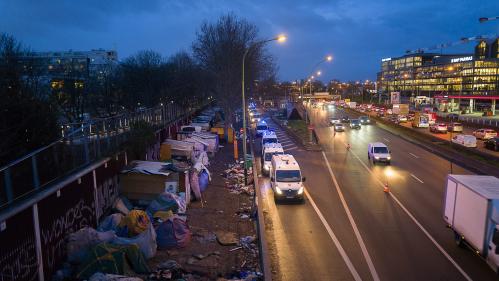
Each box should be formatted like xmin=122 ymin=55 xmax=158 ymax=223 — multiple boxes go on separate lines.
xmin=0 ymin=102 xmax=202 ymax=210
xmin=435 ymin=112 xmax=499 ymax=128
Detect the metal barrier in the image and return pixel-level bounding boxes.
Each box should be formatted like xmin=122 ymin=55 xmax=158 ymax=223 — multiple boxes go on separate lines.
xmin=0 ymin=102 xmax=202 ymax=210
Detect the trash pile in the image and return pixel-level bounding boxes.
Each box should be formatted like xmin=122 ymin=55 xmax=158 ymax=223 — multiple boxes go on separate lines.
xmin=222 ymin=162 xmax=255 ymax=196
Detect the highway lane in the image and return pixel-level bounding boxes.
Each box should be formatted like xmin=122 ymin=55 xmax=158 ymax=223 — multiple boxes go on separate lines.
xmin=308 ymin=105 xmax=497 ymax=280
xmin=254 ymin=117 xmax=375 ymax=281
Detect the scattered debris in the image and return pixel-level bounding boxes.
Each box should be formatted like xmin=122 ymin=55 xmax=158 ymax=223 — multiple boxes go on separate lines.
xmin=215 ymin=231 xmax=239 ymax=246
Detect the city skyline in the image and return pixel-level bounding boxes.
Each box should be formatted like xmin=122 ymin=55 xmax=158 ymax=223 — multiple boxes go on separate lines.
xmin=1 ymin=0 xmax=499 ymax=82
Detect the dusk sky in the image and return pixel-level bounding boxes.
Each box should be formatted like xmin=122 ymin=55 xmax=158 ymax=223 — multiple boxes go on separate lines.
xmin=1 ymin=0 xmax=498 ymax=82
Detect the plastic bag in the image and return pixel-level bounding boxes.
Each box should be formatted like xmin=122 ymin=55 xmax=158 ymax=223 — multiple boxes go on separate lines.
xmin=146 ymin=192 xmax=179 ymax=218
xmin=156 ymin=217 xmax=191 ymax=249
xmin=113 ymin=223 xmax=157 ymax=259
xmin=66 ymin=227 xmax=116 ymax=264
xmin=118 ymin=210 xmax=150 ymax=237
xmin=199 ymin=170 xmax=209 ymax=192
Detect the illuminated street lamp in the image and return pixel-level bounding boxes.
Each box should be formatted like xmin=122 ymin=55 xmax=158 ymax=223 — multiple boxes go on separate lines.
xmin=241 ymin=34 xmax=286 ymax=184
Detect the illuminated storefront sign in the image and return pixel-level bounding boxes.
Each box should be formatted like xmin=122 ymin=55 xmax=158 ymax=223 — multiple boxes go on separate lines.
xmin=451 ymin=56 xmax=473 ymax=63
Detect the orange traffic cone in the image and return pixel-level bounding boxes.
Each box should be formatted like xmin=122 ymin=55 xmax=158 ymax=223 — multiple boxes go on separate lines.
xmin=383 ymin=183 xmax=390 ymax=193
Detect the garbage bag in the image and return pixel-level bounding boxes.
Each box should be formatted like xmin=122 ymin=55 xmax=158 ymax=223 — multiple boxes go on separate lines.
xmin=98 ymin=213 xmax=157 ymax=259
xmin=75 ymin=243 xmax=149 ymax=280
xmin=66 ymin=227 xmax=116 ymax=264
xmin=118 ymin=210 xmax=150 ymax=237
xmin=113 ymin=223 xmax=157 ymax=259
xmin=97 ymin=214 xmax=124 ymax=233
xmin=146 ymin=192 xmax=179 ymax=218
xmin=199 ymin=170 xmax=209 ymax=192
xmin=156 ymin=217 xmax=191 ymax=249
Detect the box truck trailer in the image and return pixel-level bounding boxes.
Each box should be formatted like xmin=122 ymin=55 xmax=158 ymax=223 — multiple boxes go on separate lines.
xmin=443 ymin=175 xmax=499 ymax=272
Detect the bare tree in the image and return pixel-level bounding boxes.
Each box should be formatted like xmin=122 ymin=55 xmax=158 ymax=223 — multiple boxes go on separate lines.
xmin=192 ymin=13 xmax=276 ymax=132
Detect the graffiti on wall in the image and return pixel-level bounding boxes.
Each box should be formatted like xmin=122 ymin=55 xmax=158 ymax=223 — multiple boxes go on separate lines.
xmin=38 ymin=173 xmax=95 ymax=280
xmin=0 ymin=208 xmax=38 ymax=281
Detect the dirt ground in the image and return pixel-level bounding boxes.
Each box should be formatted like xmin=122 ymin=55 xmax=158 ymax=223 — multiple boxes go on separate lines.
xmin=147 ymin=144 xmax=260 ymax=280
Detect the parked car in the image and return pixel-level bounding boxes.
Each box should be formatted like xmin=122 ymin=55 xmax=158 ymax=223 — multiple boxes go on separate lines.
xmin=330 ymin=118 xmax=341 ymax=125
xmin=430 ymin=123 xmax=448 ymax=133
xmin=484 ymin=137 xmax=499 ymax=151
xmin=452 ymin=134 xmax=477 ymax=148
xmin=350 ymin=119 xmax=361 ymax=129
xmin=397 ymin=115 xmax=408 ymax=123
xmin=333 ymin=123 xmax=345 ymax=132
xmin=473 ymin=129 xmax=498 ymax=140
xmin=447 ymin=122 xmax=463 ymax=133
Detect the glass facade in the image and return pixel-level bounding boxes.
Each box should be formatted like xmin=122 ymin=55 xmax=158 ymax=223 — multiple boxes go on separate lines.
xmin=378 ymin=39 xmax=499 ymax=101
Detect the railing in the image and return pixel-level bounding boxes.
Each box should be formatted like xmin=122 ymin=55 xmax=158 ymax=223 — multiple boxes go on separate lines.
xmin=436 ymin=112 xmax=499 ymax=128
xmin=0 ymin=102 xmax=201 ymax=210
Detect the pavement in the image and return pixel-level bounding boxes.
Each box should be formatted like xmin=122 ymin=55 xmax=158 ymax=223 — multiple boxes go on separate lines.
xmin=256 ymin=105 xmax=498 ymax=281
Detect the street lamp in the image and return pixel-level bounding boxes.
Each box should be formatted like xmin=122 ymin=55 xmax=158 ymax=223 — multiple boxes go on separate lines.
xmin=242 ymin=34 xmax=286 ymax=184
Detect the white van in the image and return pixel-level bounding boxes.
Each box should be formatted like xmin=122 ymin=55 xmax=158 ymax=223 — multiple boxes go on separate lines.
xmin=367 ymin=142 xmax=391 ymax=164
xmin=452 ymin=134 xmax=477 ymax=148
xmin=261 ymin=143 xmax=284 ymax=175
xmin=261 ymin=130 xmax=278 ymax=147
xmin=270 ymin=154 xmax=305 ymax=201
xmin=256 ymin=121 xmax=269 ymax=137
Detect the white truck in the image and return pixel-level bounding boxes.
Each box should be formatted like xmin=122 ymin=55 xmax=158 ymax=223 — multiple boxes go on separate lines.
xmin=261 ymin=143 xmax=284 ymax=175
xmin=443 ymin=175 xmax=499 ymax=273
xmin=270 ymin=154 xmax=305 ymax=202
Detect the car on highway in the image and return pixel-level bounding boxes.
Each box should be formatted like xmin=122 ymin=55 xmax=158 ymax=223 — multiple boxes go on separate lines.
xmin=330 ymin=118 xmax=341 ymax=125
xmin=270 ymin=154 xmax=305 ymax=202
xmin=350 ymin=119 xmax=361 ymax=129
xmin=251 ymin=112 xmax=262 ymax=123
xmin=377 ymin=110 xmax=385 ymax=117
xmin=484 ymin=137 xmax=499 ymax=151
xmin=473 ymin=128 xmax=498 ymax=140
xmin=447 ymin=113 xmax=460 ymax=119
xmin=262 ymin=143 xmax=284 ymax=175
xmin=341 ymin=116 xmax=350 ymax=123
xmin=430 ymin=123 xmax=448 ymax=133
xmin=447 ymin=122 xmax=463 ymax=133
xmin=359 ymin=116 xmax=372 ymax=125
xmin=333 ymin=123 xmax=345 ymax=132
xmin=367 ymin=142 xmax=391 ymax=164
xmin=451 ymin=134 xmax=477 ymax=148
xmin=255 ymin=120 xmax=268 ymax=137
xmin=407 ymin=113 xmax=415 ymax=121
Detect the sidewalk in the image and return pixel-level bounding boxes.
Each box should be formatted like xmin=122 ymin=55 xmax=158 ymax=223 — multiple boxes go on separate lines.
xmin=147 ymin=144 xmax=261 ymax=280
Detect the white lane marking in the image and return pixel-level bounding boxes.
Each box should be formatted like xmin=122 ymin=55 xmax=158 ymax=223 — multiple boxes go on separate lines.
xmin=409 ymin=152 xmax=419 ymax=159
xmin=410 ymin=174 xmax=424 ymax=184
xmin=280 ymin=140 xmax=293 ymax=145
xmin=344 ymin=143 xmax=473 ymax=281
xmin=304 ymin=189 xmax=363 ymax=281
xmin=321 ymin=151 xmax=381 ymax=281
xmin=383 ymin=138 xmax=390 ymax=143
xmin=283 ymin=146 xmax=298 ymax=151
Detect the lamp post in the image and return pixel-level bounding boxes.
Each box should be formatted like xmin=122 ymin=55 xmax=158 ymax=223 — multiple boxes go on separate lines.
xmin=242 ymin=34 xmax=286 ymax=185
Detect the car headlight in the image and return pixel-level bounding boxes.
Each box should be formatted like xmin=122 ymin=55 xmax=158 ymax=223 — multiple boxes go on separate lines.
xmin=275 ymin=186 xmax=283 ymax=194
xmin=375 ymin=156 xmax=380 ymax=159
xmin=264 ymin=165 xmax=269 ymax=171
xmin=387 ymin=156 xmax=391 ymax=160
xmin=298 ymin=187 xmax=304 ymax=195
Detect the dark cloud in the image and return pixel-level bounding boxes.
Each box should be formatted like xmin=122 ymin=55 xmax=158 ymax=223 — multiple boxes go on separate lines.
xmin=1 ymin=0 xmax=498 ymax=81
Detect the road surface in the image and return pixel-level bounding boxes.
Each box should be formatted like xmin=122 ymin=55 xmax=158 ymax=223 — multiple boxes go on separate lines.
xmin=255 ymin=105 xmax=498 ymax=281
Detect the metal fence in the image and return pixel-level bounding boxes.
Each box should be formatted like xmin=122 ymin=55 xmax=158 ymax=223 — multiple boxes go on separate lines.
xmin=0 ymin=102 xmax=200 ymax=210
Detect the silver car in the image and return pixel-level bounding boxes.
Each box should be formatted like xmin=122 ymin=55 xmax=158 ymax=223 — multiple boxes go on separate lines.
xmin=447 ymin=122 xmax=463 ymax=133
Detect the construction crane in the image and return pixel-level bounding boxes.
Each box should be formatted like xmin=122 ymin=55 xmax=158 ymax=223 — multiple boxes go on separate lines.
xmin=405 ymin=34 xmax=498 ymax=54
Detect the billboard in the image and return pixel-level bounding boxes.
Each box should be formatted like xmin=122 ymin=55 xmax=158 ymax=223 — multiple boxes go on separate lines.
xmin=390 ymin=92 xmax=400 ymax=104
